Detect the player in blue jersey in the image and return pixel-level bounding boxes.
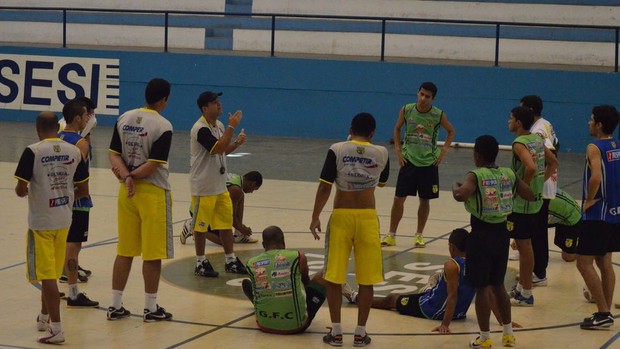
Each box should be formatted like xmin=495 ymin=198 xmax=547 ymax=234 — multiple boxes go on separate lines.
xmin=576 ymin=105 xmax=620 ymax=330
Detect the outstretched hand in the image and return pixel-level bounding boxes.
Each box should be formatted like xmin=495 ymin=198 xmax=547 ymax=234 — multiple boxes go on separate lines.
xmin=310 ymin=218 xmax=322 ymax=240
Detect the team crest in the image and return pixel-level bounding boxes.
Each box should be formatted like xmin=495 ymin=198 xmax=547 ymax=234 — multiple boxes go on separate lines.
xmin=565 ymin=239 xmax=573 ymax=248
xmin=400 ymin=297 xmax=409 ymax=306
xmin=432 ymin=185 xmax=438 ymax=193
xmin=612 ymin=141 xmax=616 ymax=148
xmin=53 ymin=145 xmax=60 ymax=152
xmin=137 ymin=116 xmax=143 ymax=124
xmin=507 ymin=221 xmax=514 ymax=231
xmin=357 ymin=147 xmax=365 ymax=155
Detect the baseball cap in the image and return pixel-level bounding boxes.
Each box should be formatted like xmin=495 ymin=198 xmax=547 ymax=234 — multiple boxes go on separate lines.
xmin=197 ymin=91 xmax=223 ymax=109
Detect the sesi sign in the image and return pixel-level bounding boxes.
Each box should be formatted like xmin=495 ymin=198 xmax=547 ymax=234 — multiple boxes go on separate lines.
xmin=0 ymin=54 xmax=120 ymax=115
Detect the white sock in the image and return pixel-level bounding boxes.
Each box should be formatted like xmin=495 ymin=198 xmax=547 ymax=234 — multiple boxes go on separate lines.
xmin=521 ymin=288 xmax=532 ymax=298
xmin=415 ymin=232 xmax=423 ymax=237
xmin=503 ymin=323 xmax=513 ymax=335
xmin=145 ymin=293 xmax=157 ymax=312
xmin=111 ymin=289 xmax=123 ymax=309
xmin=68 ymin=284 xmax=80 ymax=299
xmin=388 ymin=232 xmax=396 ymax=237
xmin=225 ymin=253 xmax=236 ymax=264
xmin=355 ymin=325 xmax=366 ymax=336
xmin=480 ymin=330 xmax=491 ymax=340
xmin=331 ymin=323 xmax=342 ymax=335
xmin=50 ymin=322 xmax=62 ymax=334
xmin=196 ymin=255 xmax=206 ymax=267
xmin=39 ymin=313 xmax=49 ymax=322
xmin=516 ymin=283 xmax=523 ymax=293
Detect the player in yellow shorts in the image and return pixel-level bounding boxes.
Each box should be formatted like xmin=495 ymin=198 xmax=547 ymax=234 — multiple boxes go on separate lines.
xmin=15 ymin=112 xmax=89 ymax=344
xmin=310 ymin=112 xmax=390 ymax=347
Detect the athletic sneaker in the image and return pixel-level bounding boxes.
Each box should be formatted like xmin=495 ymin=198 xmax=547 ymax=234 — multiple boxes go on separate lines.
xmin=38 ymin=329 xmax=65 ymax=344
xmin=107 ymin=306 xmax=131 ymax=320
xmin=234 ymin=233 xmax=258 ymax=243
xmin=225 ymin=257 xmax=248 ymax=274
xmin=353 ymin=334 xmax=371 ymax=347
xmin=323 ymin=332 xmax=343 ymax=346
xmin=511 ymin=293 xmax=534 ymax=307
xmin=195 ymin=259 xmax=219 ymax=277
xmin=381 ymin=235 xmax=396 ymax=247
xmin=67 ymin=292 xmax=99 ymax=307
xmin=36 ymin=315 xmax=48 ymax=331
xmin=78 ymin=265 xmax=92 ymax=277
xmin=580 ymin=312 xmax=614 ymax=330
xmin=143 ymin=305 xmax=173 ymax=322
xmin=180 ymin=219 xmax=193 ymax=245
xmin=469 ymin=336 xmax=492 ymax=348
xmin=532 ymin=273 xmax=548 ymax=287
xmin=502 ymin=333 xmax=516 ymax=347
xmin=414 ymin=235 xmax=425 ymax=248
xmin=342 ymin=283 xmax=358 ymax=304
xmin=59 ymin=273 xmax=88 ymax=283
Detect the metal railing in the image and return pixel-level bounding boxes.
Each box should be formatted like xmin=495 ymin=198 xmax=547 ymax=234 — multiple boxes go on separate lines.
xmin=1 ymin=6 xmax=619 ymax=72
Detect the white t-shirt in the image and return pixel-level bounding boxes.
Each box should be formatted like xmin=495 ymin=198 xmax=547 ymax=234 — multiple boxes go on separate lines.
xmin=530 ymin=117 xmax=558 ymax=199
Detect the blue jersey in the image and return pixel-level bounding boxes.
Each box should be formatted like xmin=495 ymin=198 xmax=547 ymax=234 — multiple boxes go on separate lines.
xmin=582 ymin=138 xmax=620 ymax=223
xmin=58 ymin=130 xmax=93 ymax=209
xmin=418 ymin=256 xmax=475 ymax=320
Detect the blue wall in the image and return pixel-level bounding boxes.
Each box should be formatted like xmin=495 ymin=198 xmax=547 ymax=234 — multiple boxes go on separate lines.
xmin=1 ymin=46 xmax=619 ymax=152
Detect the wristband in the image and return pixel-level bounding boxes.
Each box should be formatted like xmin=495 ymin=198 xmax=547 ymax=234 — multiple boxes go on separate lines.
xmin=228 ymin=125 xmax=235 ymax=130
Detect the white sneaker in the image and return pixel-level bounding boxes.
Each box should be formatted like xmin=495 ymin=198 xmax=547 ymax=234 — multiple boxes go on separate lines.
xmin=342 ymin=283 xmax=358 ymax=303
xmin=36 ymin=315 xmax=48 ymax=332
xmin=180 ymin=219 xmax=193 ymax=244
xmin=38 ymin=329 xmax=65 ymax=344
xmin=532 ymin=273 xmax=548 ymax=287
xmin=234 ymin=232 xmax=258 ymax=243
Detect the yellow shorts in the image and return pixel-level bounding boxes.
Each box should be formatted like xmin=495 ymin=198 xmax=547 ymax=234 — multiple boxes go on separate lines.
xmin=191 ymin=192 xmax=233 ymax=233
xmin=323 ymin=208 xmax=384 ymax=285
xmin=26 ymin=228 xmax=69 ymax=281
xmin=117 ymin=181 xmax=173 ymax=261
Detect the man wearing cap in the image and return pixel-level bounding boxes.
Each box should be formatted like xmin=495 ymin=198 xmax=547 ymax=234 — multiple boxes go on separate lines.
xmin=189 ymin=91 xmax=249 ymax=277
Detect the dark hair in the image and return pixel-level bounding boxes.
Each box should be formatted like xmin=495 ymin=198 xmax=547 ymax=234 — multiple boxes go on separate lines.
xmin=474 ymin=135 xmax=499 ymax=163
xmin=262 ymin=226 xmax=285 ymax=246
xmin=520 ymin=95 xmax=543 ymax=116
xmin=419 ymin=81 xmax=438 ymax=98
xmin=75 ymin=96 xmax=96 ymax=112
xmin=36 ymin=111 xmax=59 ymax=133
xmin=62 ymin=99 xmax=86 ymax=124
xmin=145 ymin=78 xmax=171 ymax=105
xmin=244 ymin=171 xmax=263 ymax=187
xmin=592 ymin=105 xmax=619 ymax=135
xmin=350 ymin=112 xmax=376 ymax=138
xmin=511 ymin=106 xmax=535 ymax=130
xmin=448 ymin=228 xmax=468 ymax=252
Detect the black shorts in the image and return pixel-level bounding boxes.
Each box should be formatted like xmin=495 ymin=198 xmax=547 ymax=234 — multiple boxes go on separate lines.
xmin=576 ymin=221 xmax=620 ymax=256
xmin=465 ymin=217 xmax=510 ymax=288
xmin=395 ymin=162 xmax=439 ymax=199
xmin=305 ymin=283 xmax=326 ymax=323
xmin=67 ymin=210 xmax=90 ymax=243
xmin=395 ymin=293 xmax=426 ymax=318
xmin=507 ymin=212 xmax=536 ymax=240
xmin=553 ymin=222 xmax=580 ymax=254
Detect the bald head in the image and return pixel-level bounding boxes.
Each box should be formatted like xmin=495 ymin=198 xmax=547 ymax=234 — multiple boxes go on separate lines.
xmin=36 ymin=112 xmax=59 ymax=139
xmin=262 ymin=226 xmax=285 ymax=250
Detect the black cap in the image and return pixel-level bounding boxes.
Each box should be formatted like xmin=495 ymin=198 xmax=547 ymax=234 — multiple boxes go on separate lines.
xmin=197 ymin=91 xmax=222 ymax=110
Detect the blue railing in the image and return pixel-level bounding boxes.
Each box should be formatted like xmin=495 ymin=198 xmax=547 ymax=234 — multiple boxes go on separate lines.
xmin=1 ymin=6 xmax=619 ymax=72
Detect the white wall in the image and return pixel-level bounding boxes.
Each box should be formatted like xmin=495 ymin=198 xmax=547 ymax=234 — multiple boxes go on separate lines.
xmin=253 ymin=0 xmax=620 ymax=26
xmin=233 ymin=29 xmax=617 ymax=67
xmin=1 ymin=0 xmax=225 ymax=12
xmin=0 ymin=21 xmax=205 ymax=49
